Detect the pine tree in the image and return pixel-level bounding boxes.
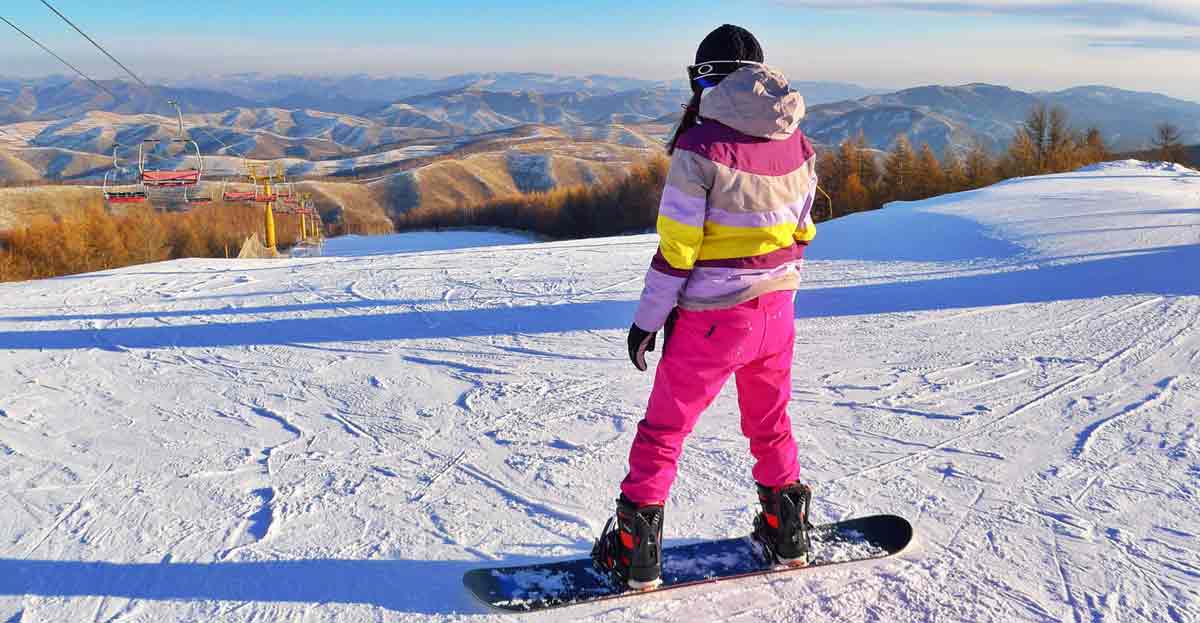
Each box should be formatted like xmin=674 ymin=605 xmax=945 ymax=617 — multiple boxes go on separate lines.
xmin=1001 ymin=129 xmax=1040 ymax=179
xmin=816 ymin=149 xmax=843 ymax=216
xmin=1045 ymin=106 xmax=1076 ymax=172
xmin=964 ymin=141 xmax=998 ymax=189
xmin=1024 ymin=104 xmax=1050 ymax=170
xmin=1082 ymin=128 xmax=1109 ymax=165
xmin=854 ymin=132 xmax=881 ymax=191
xmin=883 ymin=135 xmax=917 ymax=202
xmin=843 ymin=173 xmax=871 ymax=213
xmin=914 ymin=143 xmax=946 ymax=199
xmin=942 ymin=148 xmax=968 ymax=193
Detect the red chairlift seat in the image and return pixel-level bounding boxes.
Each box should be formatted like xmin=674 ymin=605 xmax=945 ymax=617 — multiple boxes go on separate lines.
xmin=143 ymin=169 xmax=201 ymax=187
xmin=104 ymin=191 xmax=148 ymax=204
xmin=222 ymin=189 xmax=260 ymax=202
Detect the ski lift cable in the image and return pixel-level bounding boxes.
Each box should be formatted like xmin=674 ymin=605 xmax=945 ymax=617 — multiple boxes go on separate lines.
xmin=35 ymin=1 xmax=297 ymax=198
xmin=38 ymin=0 xmax=150 ymax=90
xmin=36 ymin=0 xmax=247 ymax=163
xmin=0 ymin=14 xmax=117 ymax=98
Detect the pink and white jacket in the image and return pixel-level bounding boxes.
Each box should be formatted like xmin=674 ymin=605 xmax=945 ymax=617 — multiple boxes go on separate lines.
xmin=633 ymin=64 xmax=819 ymax=332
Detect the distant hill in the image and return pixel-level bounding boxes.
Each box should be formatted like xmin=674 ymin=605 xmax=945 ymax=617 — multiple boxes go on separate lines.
xmin=5 ymin=73 xmax=881 ymax=122
xmin=0 ymin=77 xmax=256 ymax=124
xmin=803 ymin=84 xmax=1200 ymax=153
xmin=0 ymin=122 xmax=652 ymax=235
xmin=365 ymin=86 xmax=690 ymax=135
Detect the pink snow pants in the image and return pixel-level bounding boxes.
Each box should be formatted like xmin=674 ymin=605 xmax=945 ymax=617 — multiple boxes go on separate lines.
xmin=621 ymin=289 xmax=800 ymax=505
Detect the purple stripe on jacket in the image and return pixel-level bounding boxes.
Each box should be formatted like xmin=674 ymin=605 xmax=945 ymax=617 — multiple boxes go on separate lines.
xmin=682 ymin=261 xmax=804 ymax=307
xmin=657 ymin=185 xmax=708 ymax=228
xmin=676 ymin=120 xmax=816 ymax=177
xmin=706 ymin=202 xmax=808 ymax=229
xmin=634 ymin=268 xmax=688 ymax=332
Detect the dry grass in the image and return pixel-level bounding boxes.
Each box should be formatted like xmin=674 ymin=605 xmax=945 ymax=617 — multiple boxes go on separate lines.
xmin=0 ymin=185 xmax=107 ymax=231
xmin=0 ymin=200 xmax=332 ymax=282
xmin=296 ymin=181 xmax=394 ymax=236
xmin=0 ymin=150 xmax=42 ymax=185
xmin=394 ymin=155 xmax=669 ymax=239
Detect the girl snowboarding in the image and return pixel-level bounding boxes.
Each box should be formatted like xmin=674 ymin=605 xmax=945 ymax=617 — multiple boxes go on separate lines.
xmin=594 ymin=24 xmax=819 ymax=589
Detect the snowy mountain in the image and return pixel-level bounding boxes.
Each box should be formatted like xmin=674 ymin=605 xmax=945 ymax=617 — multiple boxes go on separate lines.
xmin=0 ymin=77 xmax=257 ymax=124
xmin=164 ymin=73 xmax=881 ymax=111
xmin=804 ymin=84 xmax=1200 ymax=153
xmin=0 ymin=160 xmax=1197 ymax=621
xmin=366 ymin=87 xmax=691 ymax=135
xmin=0 ymin=127 xmax=649 ymax=231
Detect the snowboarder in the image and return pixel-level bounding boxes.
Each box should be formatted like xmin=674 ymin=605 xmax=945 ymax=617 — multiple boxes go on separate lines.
xmin=594 ymin=24 xmax=820 ymax=589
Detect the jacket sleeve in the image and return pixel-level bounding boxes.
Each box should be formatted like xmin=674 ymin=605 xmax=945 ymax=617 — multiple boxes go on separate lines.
xmin=794 ymin=158 xmax=818 ymax=245
xmin=633 ymin=148 xmax=713 ymax=332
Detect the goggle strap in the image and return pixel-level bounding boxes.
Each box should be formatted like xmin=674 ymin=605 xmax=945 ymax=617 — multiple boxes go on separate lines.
xmin=687 ymin=60 xmax=763 ymax=87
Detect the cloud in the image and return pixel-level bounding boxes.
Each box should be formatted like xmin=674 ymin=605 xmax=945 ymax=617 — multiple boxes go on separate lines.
xmin=774 ymin=1 xmax=1200 ymax=26
xmin=1086 ymin=35 xmax=1200 ymax=51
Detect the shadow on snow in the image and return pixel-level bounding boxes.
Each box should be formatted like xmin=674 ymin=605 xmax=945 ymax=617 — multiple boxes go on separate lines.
xmin=0 ymin=243 xmax=1195 ymax=351
xmin=0 ymin=557 xmax=487 ymax=615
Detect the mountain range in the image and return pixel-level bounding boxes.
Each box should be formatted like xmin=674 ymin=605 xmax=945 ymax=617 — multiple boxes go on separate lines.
xmin=2 ymin=73 xmax=1198 ymax=232
xmin=805 ymin=83 xmax=1200 ymax=153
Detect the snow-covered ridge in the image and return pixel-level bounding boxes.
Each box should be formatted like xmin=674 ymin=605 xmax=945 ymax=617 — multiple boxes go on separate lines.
xmin=0 ymin=161 xmax=1197 ymax=621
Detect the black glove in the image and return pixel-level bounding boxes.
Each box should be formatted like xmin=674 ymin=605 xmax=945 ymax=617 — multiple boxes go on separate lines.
xmin=628 ymin=309 xmax=679 ymax=372
xmin=627 ymin=323 xmax=657 ymax=371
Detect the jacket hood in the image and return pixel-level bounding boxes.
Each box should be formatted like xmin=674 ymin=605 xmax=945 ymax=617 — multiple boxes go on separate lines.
xmin=700 ymin=64 xmax=805 ymax=140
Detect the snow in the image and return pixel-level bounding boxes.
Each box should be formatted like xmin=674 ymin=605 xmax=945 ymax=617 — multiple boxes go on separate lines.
xmin=1 ymin=160 xmax=1198 ymax=622
xmin=322 ymin=231 xmax=537 ymax=257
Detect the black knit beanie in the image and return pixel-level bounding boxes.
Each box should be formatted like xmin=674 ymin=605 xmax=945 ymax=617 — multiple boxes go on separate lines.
xmin=695 ymin=24 xmax=764 ymax=65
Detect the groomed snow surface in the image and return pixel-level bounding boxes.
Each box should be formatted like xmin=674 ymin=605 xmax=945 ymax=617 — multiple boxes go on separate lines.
xmin=1 ymin=160 xmax=1198 ymax=622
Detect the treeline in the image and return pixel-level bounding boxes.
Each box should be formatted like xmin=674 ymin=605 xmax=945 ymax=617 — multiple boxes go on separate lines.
xmin=394 ymin=104 xmax=1161 ymax=240
xmin=1126 ymin=122 xmax=1196 ymax=167
xmin=394 ymin=157 xmax=670 ymax=239
xmin=0 ymin=204 xmax=315 ymax=282
xmin=815 ymin=104 xmax=1112 ymax=220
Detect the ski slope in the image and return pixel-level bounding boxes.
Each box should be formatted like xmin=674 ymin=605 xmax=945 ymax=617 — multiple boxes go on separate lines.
xmin=0 ymin=160 xmax=1197 ymax=622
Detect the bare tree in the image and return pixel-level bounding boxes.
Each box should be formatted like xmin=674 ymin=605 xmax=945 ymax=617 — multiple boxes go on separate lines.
xmin=1152 ymin=122 xmax=1187 ymax=164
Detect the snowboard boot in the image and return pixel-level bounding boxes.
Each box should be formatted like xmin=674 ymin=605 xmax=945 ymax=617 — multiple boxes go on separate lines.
xmin=592 ymin=494 xmax=664 ymax=590
xmin=752 ymin=482 xmax=814 ymax=566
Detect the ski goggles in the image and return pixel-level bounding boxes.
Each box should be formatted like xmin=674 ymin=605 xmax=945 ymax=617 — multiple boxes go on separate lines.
xmin=687 ymin=60 xmax=763 ymax=88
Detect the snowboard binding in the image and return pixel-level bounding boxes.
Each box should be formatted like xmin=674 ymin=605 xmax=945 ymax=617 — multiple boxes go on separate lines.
xmin=592 ymin=495 xmax=664 ymax=590
xmin=752 ymin=482 xmax=815 ymax=567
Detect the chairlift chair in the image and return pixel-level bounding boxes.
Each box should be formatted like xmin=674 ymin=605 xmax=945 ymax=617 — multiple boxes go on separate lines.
xmin=140 ymin=100 xmax=203 ymax=194
xmin=222 ymin=185 xmax=261 ymax=203
xmin=102 ymin=144 xmax=147 ymax=204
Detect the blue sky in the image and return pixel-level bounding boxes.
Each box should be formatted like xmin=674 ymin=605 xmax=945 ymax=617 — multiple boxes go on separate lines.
xmin=2 ymin=1 xmax=1198 ymax=100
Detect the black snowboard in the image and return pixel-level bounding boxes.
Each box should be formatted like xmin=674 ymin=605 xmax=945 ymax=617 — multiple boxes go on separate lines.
xmin=463 ymin=514 xmax=913 ymax=613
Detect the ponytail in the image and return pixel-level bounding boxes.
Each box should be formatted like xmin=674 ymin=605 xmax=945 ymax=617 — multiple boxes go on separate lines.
xmin=667 ymin=88 xmax=703 ymax=155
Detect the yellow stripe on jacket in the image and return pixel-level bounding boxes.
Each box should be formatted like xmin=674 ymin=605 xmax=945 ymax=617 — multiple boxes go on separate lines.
xmin=657 ymin=214 xmax=815 ymax=267
xmin=656 ymin=214 xmax=704 ymax=270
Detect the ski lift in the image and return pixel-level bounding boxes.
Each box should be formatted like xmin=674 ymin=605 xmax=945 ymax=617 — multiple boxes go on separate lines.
xmin=221 ymin=185 xmax=261 ymax=203
xmin=102 ymin=144 xmax=147 ymax=204
xmin=277 ymin=181 xmax=295 ymax=200
xmin=186 ymin=188 xmax=213 ymax=204
xmin=140 ymin=100 xmax=204 ymax=196
xmin=278 ymin=185 xmax=302 ymax=212
xmin=220 ymin=160 xmax=276 ymax=203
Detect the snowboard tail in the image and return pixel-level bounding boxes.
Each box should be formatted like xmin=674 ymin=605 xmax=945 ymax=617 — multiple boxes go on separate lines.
xmin=463 ymin=514 xmax=913 ymax=613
